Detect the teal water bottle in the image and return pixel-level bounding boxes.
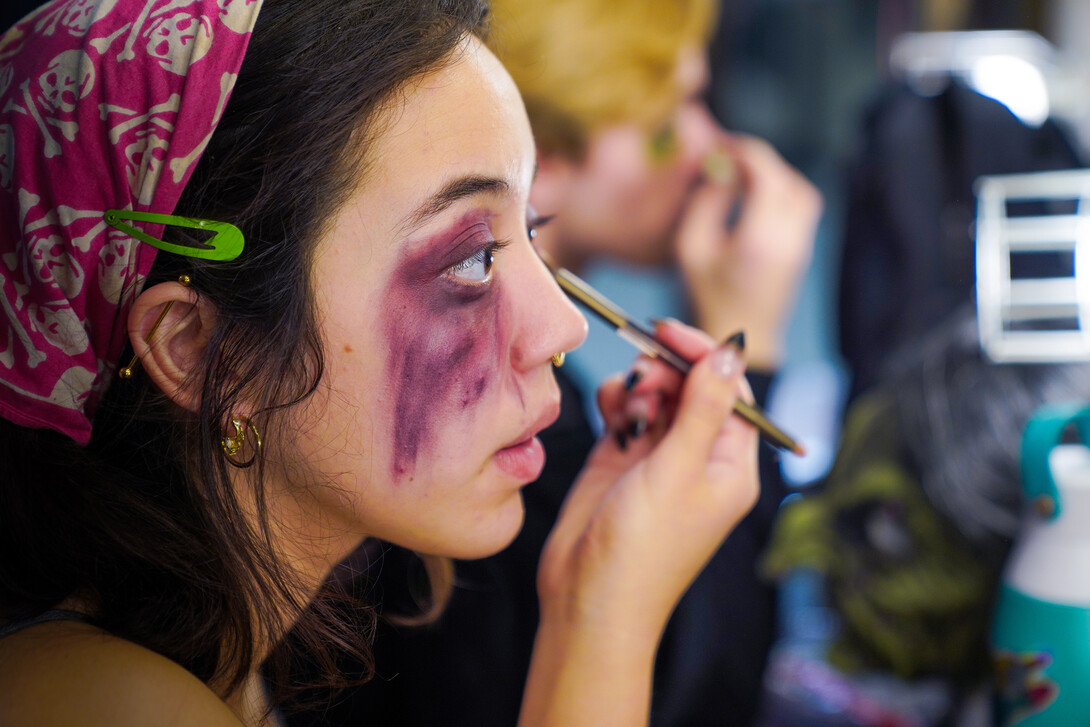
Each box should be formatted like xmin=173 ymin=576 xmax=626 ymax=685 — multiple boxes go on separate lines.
xmin=992 ymin=403 xmax=1090 ymax=725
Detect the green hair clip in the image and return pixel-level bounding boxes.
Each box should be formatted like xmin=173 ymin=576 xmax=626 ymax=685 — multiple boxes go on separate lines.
xmin=104 ymin=209 xmax=244 ymax=261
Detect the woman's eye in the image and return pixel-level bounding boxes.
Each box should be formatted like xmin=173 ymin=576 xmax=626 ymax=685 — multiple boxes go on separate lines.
xmin=447 ymin=245 xmax=496 ymax=283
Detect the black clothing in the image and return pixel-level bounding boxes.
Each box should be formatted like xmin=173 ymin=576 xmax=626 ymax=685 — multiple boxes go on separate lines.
xmin=0 ymin=609 xmax=90 ymax=640
xmin=838 ymin=80 xmax=1084 ymax=401
xmin=286 ymin=370 xmax=786 ymax=727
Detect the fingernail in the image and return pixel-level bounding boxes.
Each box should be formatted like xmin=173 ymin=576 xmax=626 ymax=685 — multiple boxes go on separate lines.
xmin=711 ymin=343 xmax=743 ymax=380
xmin=627 ymin=416 xmax=647 ymax=440
xmin=649 ymin=317 xmax=678 ymax=328
xmin=623 ymin=368 xmax=644 ymax=392
xmin=724 ymin=330 xmax=745 ymax=352
xmin=615 ymin=429 xmax=628 ymax=451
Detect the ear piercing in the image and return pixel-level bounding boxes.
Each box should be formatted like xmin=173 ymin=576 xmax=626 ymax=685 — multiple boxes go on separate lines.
xmin=222 ymin=414 xmax=262 ymax=468
xmin=119 ymin=275 xmax=191 ymax=379
xmin=551 ymin=351 xmax=566 ymax=368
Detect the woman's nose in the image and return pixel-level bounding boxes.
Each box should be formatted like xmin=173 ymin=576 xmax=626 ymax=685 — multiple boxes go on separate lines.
xmin=678 ymin=102 xmax=723 ymax=163
xmin=507 ymin=241 xmax=587 ymax=372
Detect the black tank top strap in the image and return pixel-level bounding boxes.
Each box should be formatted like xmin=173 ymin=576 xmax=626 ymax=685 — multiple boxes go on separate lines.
xmin=0 ymin=608 xmax=92 ymax=640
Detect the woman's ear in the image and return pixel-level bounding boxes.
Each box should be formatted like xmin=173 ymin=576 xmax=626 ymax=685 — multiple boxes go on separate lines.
xmin=127 ymin=279 xmax=216 ymax=413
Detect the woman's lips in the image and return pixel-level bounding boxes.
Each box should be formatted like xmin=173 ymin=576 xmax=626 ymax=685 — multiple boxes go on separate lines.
xmin=493 ymin=435 xmax=547 ymax=481
xmin=493 ymin=402 xmax=559 ymax=481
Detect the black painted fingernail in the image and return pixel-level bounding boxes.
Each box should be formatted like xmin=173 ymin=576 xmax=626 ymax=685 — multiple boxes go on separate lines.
xmin=712 ymin=344 xmax=743 ymax=380
xmin=615 ymin=429 xmax=628 ymax=451
xmin=623 ymin=368 xmax=644 ymax=392
xmin=627 ymin=416 xmax=647 ymax=440
xmin=724 ymin=330 xmax=745 ymax=351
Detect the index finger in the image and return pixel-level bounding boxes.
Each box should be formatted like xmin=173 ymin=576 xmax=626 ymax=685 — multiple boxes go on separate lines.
xmin=622 ymin=319 xmax=715 ymax=397
xmin=647 ymin=319 xmax=755 ymax=405
xmin=651 ymin=318 xmax=717 ymax=361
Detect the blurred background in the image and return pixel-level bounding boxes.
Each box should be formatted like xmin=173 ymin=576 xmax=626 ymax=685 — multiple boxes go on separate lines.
xmin=6 ymin=2 xmax=1090 ymax=725
xmin=567 ymin=0 xmax=1090 ymax=486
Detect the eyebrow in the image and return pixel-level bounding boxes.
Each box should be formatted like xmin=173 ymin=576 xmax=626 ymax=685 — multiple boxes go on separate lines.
xmin=405 ymin=175 xmax=511 ymax=229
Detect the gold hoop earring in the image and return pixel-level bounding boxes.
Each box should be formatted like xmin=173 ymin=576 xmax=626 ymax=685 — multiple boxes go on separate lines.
xmin=222 ymin=414 xmax=262 ymax=468
xmin=551 ymin=351 xmax=565 ymax=368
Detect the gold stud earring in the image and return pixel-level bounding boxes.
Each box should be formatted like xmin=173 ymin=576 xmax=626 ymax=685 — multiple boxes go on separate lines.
xmin=119 ymin=275 xmax=191 ymax=379
xmin=222 ymin=414 xmax=262 ymax=468
xmin=551 ymin=351 xmax=566 ymax=368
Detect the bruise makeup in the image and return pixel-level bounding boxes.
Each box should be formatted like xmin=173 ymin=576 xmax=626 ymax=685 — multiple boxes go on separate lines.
xmin=381 ymin=210 xmax=522 ymax=478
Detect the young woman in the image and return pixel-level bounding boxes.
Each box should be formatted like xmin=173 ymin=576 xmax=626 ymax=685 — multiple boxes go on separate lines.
xmin=0 ymin=1 xmax=759 ymax=725
xmin=293 ymin=2 xmax=822 ymax=726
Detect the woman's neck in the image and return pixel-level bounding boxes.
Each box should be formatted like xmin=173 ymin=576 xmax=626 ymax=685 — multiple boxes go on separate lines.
xmin=224 ymin=672 xmax=282 ymax=727
xmin=231 ymin=467 xmax=370 ymax=685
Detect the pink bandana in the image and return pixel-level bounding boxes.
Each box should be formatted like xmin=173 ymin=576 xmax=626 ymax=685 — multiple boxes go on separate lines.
xmin=0 ymin=0 xmax=262 ymax=444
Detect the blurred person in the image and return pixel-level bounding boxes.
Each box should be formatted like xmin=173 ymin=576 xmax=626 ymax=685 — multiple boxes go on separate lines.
xmin=284 ymin=1 xmax=821 ymax=726
xmin=494 ymin=0 xmax=819 ymax=366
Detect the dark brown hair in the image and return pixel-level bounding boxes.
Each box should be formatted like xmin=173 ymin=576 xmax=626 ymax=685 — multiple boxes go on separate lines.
xmin=0 ymin=0 xmax=487 ymax=708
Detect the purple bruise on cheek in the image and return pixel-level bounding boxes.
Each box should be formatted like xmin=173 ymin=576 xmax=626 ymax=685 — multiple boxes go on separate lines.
xmin=382 ymin=234 xmax=509 ymax=478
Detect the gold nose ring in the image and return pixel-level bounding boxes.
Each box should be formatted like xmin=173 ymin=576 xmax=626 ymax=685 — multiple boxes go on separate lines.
xmin=552 ymin=351 xmax=566 ymax=367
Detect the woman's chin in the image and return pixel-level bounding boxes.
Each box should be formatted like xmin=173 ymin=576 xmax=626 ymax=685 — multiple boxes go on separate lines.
xmin=445 ymin=495 xmax=527 ymax=561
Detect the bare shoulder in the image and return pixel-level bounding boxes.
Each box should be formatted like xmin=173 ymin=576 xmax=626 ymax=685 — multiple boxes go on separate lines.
xmin=0 ymin=619 xmax=244 ymax=726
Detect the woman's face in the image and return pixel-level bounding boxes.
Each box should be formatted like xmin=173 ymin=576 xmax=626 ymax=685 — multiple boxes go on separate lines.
xmin=297 ymin=38 xmax=587 ymax=559
xmin=542 ymin=48 xmax=722 ymax=266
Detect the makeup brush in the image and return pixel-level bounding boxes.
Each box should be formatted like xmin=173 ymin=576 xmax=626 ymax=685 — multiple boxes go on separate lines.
xmin=538 ymin=250 xmax=806 ymax=456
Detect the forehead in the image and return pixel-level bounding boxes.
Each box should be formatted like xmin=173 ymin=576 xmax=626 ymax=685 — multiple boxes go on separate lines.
xmin=362 ymin=38 xmax=535 ymax=221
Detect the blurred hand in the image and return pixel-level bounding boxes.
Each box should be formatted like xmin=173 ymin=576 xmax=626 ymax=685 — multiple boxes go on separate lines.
xmin=674 ymin=132 xmax=822 ymax=370
xmin=536 ymin=320 xmax=760 ymax=639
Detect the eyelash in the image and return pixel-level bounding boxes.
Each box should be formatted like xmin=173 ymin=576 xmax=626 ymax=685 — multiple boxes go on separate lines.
xmin=443 ymin=215 xmax=555 ymax=284
xmin=446 ymin=239 xmax=510 ymax=283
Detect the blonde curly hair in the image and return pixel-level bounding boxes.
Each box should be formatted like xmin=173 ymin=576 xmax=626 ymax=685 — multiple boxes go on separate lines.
xmin=487 ymin=0 xmax=718 ymax=159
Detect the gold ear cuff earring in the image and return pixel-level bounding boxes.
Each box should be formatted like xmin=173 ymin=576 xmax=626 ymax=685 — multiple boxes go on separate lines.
xmin=119 ymin=275 xmax=191 ymax=379
xmin=551 ymin=352 xmax=565 ymax=367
